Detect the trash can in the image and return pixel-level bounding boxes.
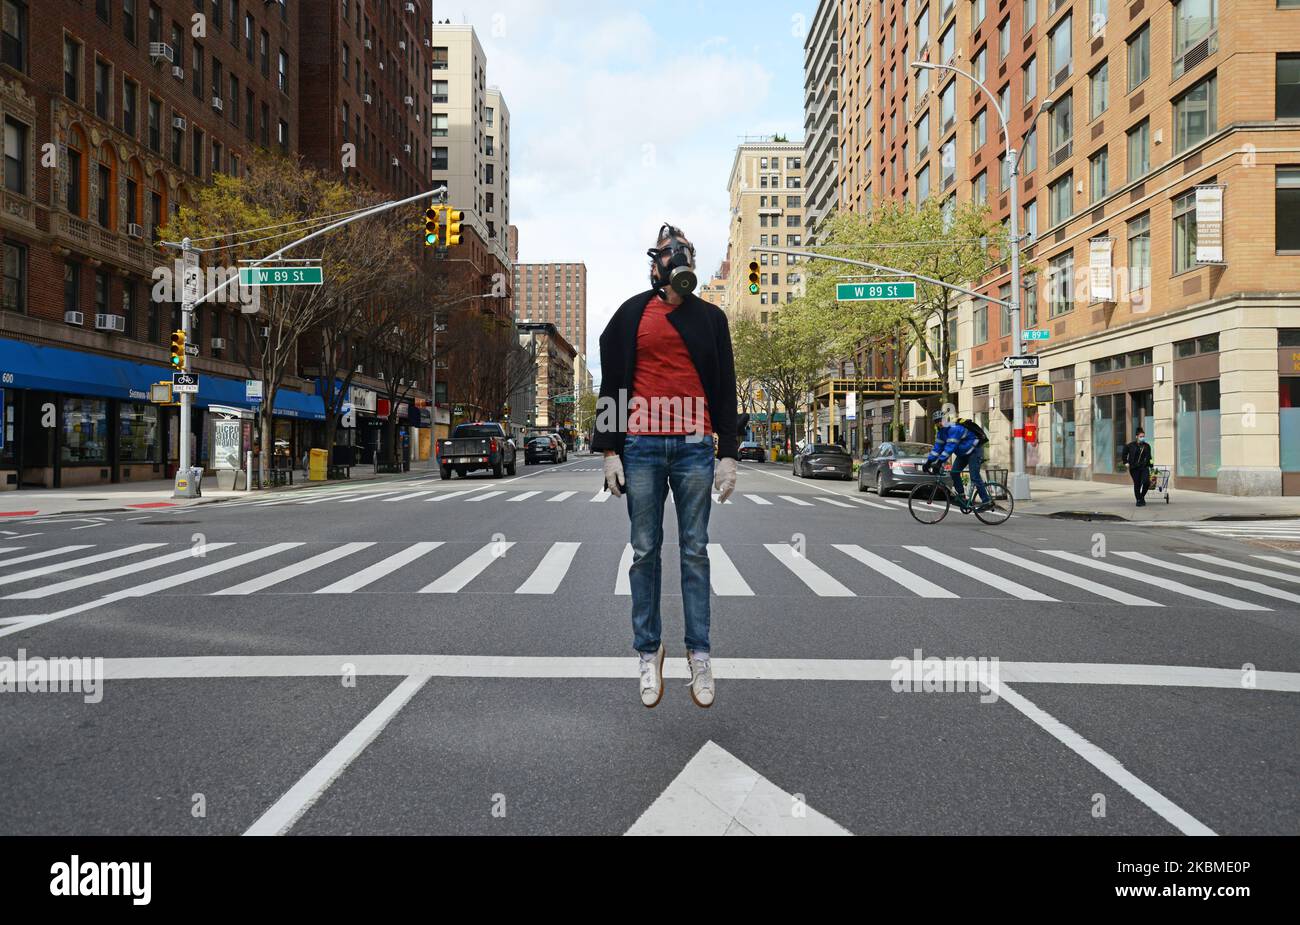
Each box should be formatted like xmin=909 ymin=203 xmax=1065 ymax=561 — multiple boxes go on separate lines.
xmin=308 ymin=448 xmax=328 ymax=481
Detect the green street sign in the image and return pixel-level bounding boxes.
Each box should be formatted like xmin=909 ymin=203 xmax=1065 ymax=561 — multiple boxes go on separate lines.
xmin=554 ymin=395 xmax=575 ymax=403
xmin=1023 ymin=329 xmax=1050 ymax=340
xmin=836 ymin=281 xmax=917 ymax=302
xmin=238 ymin=265 xmax=324 ymax=286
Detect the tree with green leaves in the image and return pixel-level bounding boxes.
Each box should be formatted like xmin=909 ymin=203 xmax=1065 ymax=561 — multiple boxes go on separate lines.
xmin=732 ymin=308 xmax=828 ymax=454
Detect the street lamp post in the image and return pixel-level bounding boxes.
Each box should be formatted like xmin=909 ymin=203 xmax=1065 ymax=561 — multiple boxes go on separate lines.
xmin=911 ymin=61 xmax=1051 ymax=501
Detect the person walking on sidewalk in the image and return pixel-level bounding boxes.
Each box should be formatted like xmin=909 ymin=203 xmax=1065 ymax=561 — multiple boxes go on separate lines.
xmin=592 ymin=223 xmax=738 ymax=710
xmin=1122 ymin=428 xmax=1153 ymax=507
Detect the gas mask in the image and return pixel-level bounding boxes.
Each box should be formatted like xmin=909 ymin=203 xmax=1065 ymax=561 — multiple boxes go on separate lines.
xmin=647 ymin=223 xmax=698 ymax=296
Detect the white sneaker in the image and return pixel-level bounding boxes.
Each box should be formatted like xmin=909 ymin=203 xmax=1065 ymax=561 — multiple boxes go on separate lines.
xmin=686 ymin=651 xmax=714 ymax=708
xmin=639 ymin=644 xmax=665 ymax=708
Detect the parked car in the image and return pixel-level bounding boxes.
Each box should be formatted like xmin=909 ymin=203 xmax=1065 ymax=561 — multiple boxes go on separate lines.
xmin=438 ymin=422 xmax=517 ymax=479
xmin=738 ymin=441 xmax=766 ymax=463
xmin=792 ymin=442 xmax=852 ymax=480
xmin=857 ymin=441 xmax=944 ymax=495
xmin=524 ymin=435 xmax=560 ymax=465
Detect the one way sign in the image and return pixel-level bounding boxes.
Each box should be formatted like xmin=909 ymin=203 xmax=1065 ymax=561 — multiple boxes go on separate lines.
xmin=1002 ymin=355 xmax=1040 ymax=370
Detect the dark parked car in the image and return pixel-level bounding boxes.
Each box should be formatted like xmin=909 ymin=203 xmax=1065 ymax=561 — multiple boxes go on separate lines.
xmin=525 ymin=436 xmax=560 ymax=465
xmin=793 ymin=443 xmax=852 ymax=480
xmin=857 ymin=441 xmax=945 ymax=495
xmin=738 ymin=441 xmax=766 ymax=463
xmin=438 ymin=422 xmax=517 ymax=479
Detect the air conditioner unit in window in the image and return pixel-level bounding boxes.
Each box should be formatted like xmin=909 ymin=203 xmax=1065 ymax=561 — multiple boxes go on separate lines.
xmin=399 ymin=40 xmax=406 ymax=50
xmin=403 ymin=96 xmax=413 ymax=106
xmin=377 ymin=372 xmax=385 ymax=380
xmin=363 ymin=94 xmax=372 ymax=104
xmin=404 ymin=144 xmax=411 ymax=153
xmin=127 ymin=223 xmax=144 ymax=238
xmin=172 ymin=116 xmax=187 ymax=130
xmin=212 ymin=96 xmax=224 ymax=112
xmin=211 ymin=337 xmax=226 ymax=350
xmin=171 ymin=65 xmax=185 ymax=80
xmin=260 ymin=326 xmax=270 ymax=337
xmin=149 ymin=42 xmax=175 ymax=65
xmin=424 ymin=39 xmax=431 ymax=47
xmin=94 ymin=314 xmax=125 ymax=332
xmin=64 ymin=311 xmax=84 ymax=326
xmin=391 ymin=157 xmax=400 ymax=166
xmin=365 ymin=39 xmax=372 ymax=49
xmin=355 ymin=364 xmax=363 ymax=373
xmin=405 ymin=2 xmax=416 ymax=11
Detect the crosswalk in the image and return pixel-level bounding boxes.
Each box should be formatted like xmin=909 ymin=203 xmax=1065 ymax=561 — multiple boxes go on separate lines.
xmin=1179 ymin=520 xmax=1300 ymax=540
xmin=1 ymin=540 xmax=1298 ymax=612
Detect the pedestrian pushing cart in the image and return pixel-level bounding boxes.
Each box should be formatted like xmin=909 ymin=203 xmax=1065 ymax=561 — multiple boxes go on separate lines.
xmin=1149 ymin=465 xmax=1171 ymax=503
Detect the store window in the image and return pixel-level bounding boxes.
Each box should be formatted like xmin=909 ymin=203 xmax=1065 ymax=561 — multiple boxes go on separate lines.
xmin=1176 ymin=380 xmax=1220 ymax=479
xmin=119 ymin=403 xmax=159 ymax=463
xmin=1052 ymin=399 xmax=1076 ymax=468
xmin=61 ymin=397 xmax=108 ymax=463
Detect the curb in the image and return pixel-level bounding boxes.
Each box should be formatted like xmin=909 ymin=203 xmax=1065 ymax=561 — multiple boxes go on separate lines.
xmin=1042 ymin=510 xmax=1129 ymax=522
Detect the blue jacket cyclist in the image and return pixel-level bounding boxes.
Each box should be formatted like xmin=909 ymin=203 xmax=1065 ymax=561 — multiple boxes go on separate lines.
xmin=924 ymin=409 xmax=992 ymax=510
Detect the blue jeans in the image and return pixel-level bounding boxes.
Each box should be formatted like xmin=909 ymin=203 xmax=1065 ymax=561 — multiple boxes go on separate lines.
xmin=623 ymin=434 xmax=714 ymax=655
xmin=950 ymin=445 xmax=991 ymax=505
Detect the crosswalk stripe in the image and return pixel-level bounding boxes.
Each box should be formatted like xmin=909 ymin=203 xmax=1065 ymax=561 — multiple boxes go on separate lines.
xmin=111 ymin=543 xmax=302 ymax=598
xmin=814 ymin=496 xmax=854 ymax=509
xmin=515 ymin=542 xmax=581 ymax=594
xmin=212 ymin=543 xmax=375 ymax=595
xmin=428 ymin=490 xmax=477 ymax=502
xmin=846 ymin=497 xmax=893 ymax=510
xmin=315 ymin=542 xmax=443 ymax=593
xmin=1114 ymin=551 xmax=1300 ymax=606
xmin=297 ymin=491 xmax=363 ymax=505
xmin=508 ymin=491 xmax=541 ymax=502
xmin=876 ymin=497 xmax=911 ymax=508
xmin=548 ymin=491 xmax=577 ymax=502
xmin=0 ymin=543 xmax=166 ymax=588
xmin=616 ymin=544 xmax=633 ymax=595
xmin=420 ymin=541 xmax=515 ymax=592
xmin=778 ymin=495 xmax=814 ymax=507
xmin=1251 ymin=554 xmax=1300 ymax=570
xmin=5 ymin=544 xmax=237 ymax=600
xmin=744 ymin=494 xmax=772 ymax=505
xmin=465 ymin=491 xmax=505 ymax=502
xmin=707 ymin=544 xmax=754 ymax=596
xmin=833 ymin=545 xmax=956 ymax=598
xmin=384 ymin=491 xmax=435 ymax=502
xmin=764 ymin=543 xmax=854 ymax=596
xmin=1182 ymin=553 xmax=1300 ymax=585
xmin=1041 ymin=551 xmax=1270 ymax=611
xmin=338 ymin=491 xmax=399 ymax=503
xmin=904 ymin=545 xmax=1057 ymax=601
xmin=0 ymin=547 xmax=26 ymax=555
xmin=0 ymin=545 xmax=95 ymax=569
xmin=591 ymin=489 xmax=612 ymax=502
xmin=973 ymin=547 xmax=1161 ymax=606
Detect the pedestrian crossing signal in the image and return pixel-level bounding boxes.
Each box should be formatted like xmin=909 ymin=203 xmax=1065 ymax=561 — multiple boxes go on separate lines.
xmin=748 ymin=261 xmax=760 ymax=295
xmin=170 ymin=330 xmax=186 ymax=369
xmin=424 ymin=205 xmax=441 ymax=246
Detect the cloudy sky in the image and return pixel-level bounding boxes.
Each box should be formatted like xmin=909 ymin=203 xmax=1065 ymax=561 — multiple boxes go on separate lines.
xmin=435 ymin=0 xmax=811 ymax=382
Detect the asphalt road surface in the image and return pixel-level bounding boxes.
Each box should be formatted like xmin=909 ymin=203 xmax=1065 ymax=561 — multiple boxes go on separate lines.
xmin=0 ymin=455 xmax=1296 ymax=836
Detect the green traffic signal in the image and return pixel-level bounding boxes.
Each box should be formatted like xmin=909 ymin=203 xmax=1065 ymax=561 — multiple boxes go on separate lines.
xmin=748 ymin=283 xmax=759 ymax=294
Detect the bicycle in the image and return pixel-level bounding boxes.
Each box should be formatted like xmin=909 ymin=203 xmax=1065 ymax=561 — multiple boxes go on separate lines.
xmin=908 ymin=465 xmax=1014 ymax=526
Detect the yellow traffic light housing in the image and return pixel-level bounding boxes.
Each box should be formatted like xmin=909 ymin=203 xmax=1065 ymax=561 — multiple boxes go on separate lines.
xmin=747 ymin=260 xmax=760 ymax=295
xmin=445 ymin=209 xmax=463 ymax=246
xmin=170 ymin=329 xmax=187 ymax=370
xmin=424 ymin=205 xmax=441 ymax=246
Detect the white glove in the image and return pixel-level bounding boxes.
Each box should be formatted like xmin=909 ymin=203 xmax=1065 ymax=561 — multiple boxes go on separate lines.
xmin=603 ymin=453 xmax=625 ymax=496
xmin=714 ymin=457 xmax=737 ymax=503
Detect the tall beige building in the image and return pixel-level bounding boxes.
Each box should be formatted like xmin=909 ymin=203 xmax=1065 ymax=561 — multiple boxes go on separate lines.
xmin=723 ymin=140 xmax=806 ymax=322
xmin=512 ymin=262 xmax=588 ymax=358
xmin=803 ymin=0 xmax=840 ymax=243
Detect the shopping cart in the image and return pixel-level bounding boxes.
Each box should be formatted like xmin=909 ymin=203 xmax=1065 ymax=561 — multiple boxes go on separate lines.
xmin=1149 ymin=465 xmax=1171 ymax=503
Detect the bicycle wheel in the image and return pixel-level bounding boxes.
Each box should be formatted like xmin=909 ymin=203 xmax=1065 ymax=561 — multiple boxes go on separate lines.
xmin=909 ymin=481 xmax=951 ymax=524
xmin=974 ymin=481 xmax=1014 ymax=525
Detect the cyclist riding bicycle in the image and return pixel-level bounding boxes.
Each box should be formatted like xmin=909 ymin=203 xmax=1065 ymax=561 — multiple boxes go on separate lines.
xmin=923 ymin=409 xmax=993 ymax=513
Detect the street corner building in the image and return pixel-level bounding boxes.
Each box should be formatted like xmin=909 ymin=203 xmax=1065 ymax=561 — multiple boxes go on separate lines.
xmin=816 ymin=0 xmax=1300 ymax=496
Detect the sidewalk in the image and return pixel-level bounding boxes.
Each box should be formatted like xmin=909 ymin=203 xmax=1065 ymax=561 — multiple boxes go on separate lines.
xmin=0 ymin=458 xmax=440 ymax=519
xmin=1016 ymin=474 xmax=1300 ymax=522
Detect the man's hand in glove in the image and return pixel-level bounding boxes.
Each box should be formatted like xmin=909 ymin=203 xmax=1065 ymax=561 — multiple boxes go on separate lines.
xmin=714 ymin=457 xmax=737 ymax=503
xmin=603 ymin=452 xmax=625 ymax=497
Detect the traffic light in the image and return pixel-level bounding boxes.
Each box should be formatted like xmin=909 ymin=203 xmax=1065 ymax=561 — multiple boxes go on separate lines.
xmin=445 ymin=209 xmax=463 ymax=246
xmin=424 ymin=205 xmax=441 ymax=246
xmin=747 ymin=260 xmax=760 ymax=294
xmin=170 ymin=330 xmax=186 ymax=370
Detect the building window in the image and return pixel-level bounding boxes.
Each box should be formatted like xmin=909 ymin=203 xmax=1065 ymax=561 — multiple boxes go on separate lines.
xmin=245 ymin=13 xmax=253 ymax=62
xmin=1172 ymin=188 xmax=1199 ymax=273
xmin=192 ymin=126 xmax=203 ymax=177
xmin=193 ymin=42 xmax=204 ymax=98
xmin=66 ymin=137 xmax=83 ymax=216
xmin=1173 ymin=0 xmax=1217 ymax=67
xmin=96 ymin=160 xmax=112 ymax=227
xmin=2 ymin=0 xmax=28 ymax=71
xmin=1278 ymin=54 xmax=1300 ymax=119
xmin=1023 ymin=55 xmax=1037 ymax=104
xmin=63 ymin=36 xmax=81 ymax=101
xmin=123 ymin=79 xmax=137 ymax=137
xmin=121 ymin=280 xmax=136 ymax=337
xmin=917 ymin=162 xmax=931 ymax=200
xmin=972 ymin=108 xmax=986 ymax=150
xmin=941 ymin=23 xmax=955 ymax=62
xmin=123 ymin=0 xmax=137 ymax=42
xmin=1089 ymin=60 xmax=1108 ymax=120
xmin=1174 ymin=74 xmax=1217 ymax=152
xmin=2 ymin=241 xmax=25 ymax=312
xmin=1277 ymin=168 xmax=1300 ymax=252
xmin=973 ymin=169 xmax=987 ymax=204
xmin=940 ymin=80 xmax=955 ymax=129
xmin=1176 ymin=379 xmax=1221 ymax=479
xmin=974 ymin=303 xmax=988 ymax=344
xmin=1049 ymin=91 xmax=1072 ymax=165
xmin=1089 ymin=148 xmax=1108 ymax=202
xmin=1127 ymin=119 xmax=1149 ymax=180
xmin=95 ymin=59 xmax=111 ymax=118
xmin=1127 ymin=211 xmax=1151 ymax=293
xmin=1048 ymin=12 xmax=1072 ymax=87
xmin=147 ymin=97 xmax=160 ymax=151
xmin=1127 ymin=24 xmax=1149 ymax=90
xmin=1048 ymin=171 xmax=1072 ymax=225
xmin=998 ymin=17 xmax=1010 ymax=59
xmin=277 ymin=49 xmax=287 ymax=91
xmin=259 ymin=29 xmax=268 ymax=76
xmin=1023 ymin=198 xmax=1038 ymax=240
xmin=3 ymin=115 xmax=26 ymax=195
xmin=1022 ymin=124 xmax=1038 ymax=173
xmin=1048 ymin=249 xmax=1074 ymax=316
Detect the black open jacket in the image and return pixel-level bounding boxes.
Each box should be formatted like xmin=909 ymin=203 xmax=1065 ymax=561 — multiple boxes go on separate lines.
xmin=592 ymin=289 xmax=739 ymax=460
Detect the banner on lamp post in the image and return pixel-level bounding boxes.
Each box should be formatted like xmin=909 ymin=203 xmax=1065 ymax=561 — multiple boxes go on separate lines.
xmin=1195 ymin=185 xmax=1225 ymax=264
xmin=846 ymin=391 xmax=856 ymax=421
xmin=1089 ymin=238 xmax=1114 ymax=302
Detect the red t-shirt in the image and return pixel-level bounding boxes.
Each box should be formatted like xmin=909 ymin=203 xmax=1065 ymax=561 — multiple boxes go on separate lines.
xmin=627 ymin=295 xmax=712 ymax=437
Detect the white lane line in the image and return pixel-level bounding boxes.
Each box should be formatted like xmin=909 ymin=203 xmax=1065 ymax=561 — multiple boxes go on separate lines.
xmin=5 ymin=544 xmax=237 ymax=600
xmin=507 ymin=491 xmax=541 ymax=502
xmin=814 ymin=496 xmax=854 ymax=509
xmin=707 ymin=544 xmax=754 ymax=596
xmin=0 ymin=543 xmax=167 ymax=589
xmin=2 ymin=532 xmax=41 ymax=539
xmin=213 ymin=543 xmax=375 ymax=596
xmin=0 ymin=547 xmax=26 ymax=555
xmin=1185 ymin=553 xmax=1300 ymax=582
xmin=464 ymin=490 xmax=505 ymax=503
xmin=243 ymin=674 xmax=430 ymax=836
xmin=591 ymin=489 xmax=612 ymax=502
xmin=778 ymin=495 xmax=813 ymax=507
xmin=383 ymin=491 xmax=436 ymax=502
xmin=1113 ymin=551 xmax=1300 ymax=606
xmin=994 ymin=681 xmax=1215 ymax=836
xmin=0 ymin=545 xmax=95 ymax=569
xmin=764 ymin=544 xmax=854 ymax=597
xmin=1042 ymin=551 xmax=1270 ymax=612
xmin=904 ymin=545 xmax=1057 ymax=601
xmin=743 ymin=494 xmax=772 ymax=505
xmin=548 ymin=491 xmax=577 ymax=502
xmin=846 ymin=496 xmax=894 ymax=510
xmin=1252 ymin=554 xmax=1300 ymax=571
xmin=314 ymin=542 xmax=444 ymax=594
xmin=70 ymin=523 xmax=105 ymax=531
xmin=109 ymin=543 xmax=303 ymax=598
xmin=616 ymin=544 xmax=633 ymax=595
xmin=974 ymin=547 xmax=1162 ymax=606
xmin=420 ymin=541 xmax=515 ymax=593
xmin=515 ymin=542 xmax=581 ymax=594
xmin=338 ymin=491 xmax=400 ymax=503
xmin=834 ymin=545 xmax=956 ymax=598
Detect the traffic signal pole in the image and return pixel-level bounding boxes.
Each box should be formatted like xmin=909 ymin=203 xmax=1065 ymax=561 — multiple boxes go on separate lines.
xmin=179 ymin=236 xmax=193 ymax=492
